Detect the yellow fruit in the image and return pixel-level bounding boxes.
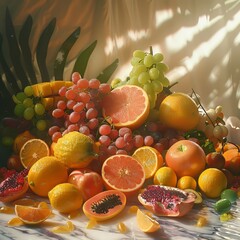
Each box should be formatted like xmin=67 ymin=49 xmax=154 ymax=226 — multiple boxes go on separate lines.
xmin=28 ymin=156 xmax=68 ymax=197
xmin=136 ymin=209 xmax=160 ymax=233
xmin=198 ymin=168 xmax=227 ymax=198
xmin=15 ymin=205 xmax=51 ymax=224
xmin=153 ymin=166 xmax=177 ymax=187
xmin=177 ymin=176 xmax=197 ymax=190
xmin=132 ymin=146 xmax=164 ymax=179
xmin=159 ymin=92 xmax=199 ymax=131
xmin=20 ymin=138 xmax=50 ymax=169
xmin=13 ymin=130 xmax=35 ymax=154
xmin=53 ymin=131 xmax=98 ymax=168
xmin=48 ymin=183 xmax=83 ymax=214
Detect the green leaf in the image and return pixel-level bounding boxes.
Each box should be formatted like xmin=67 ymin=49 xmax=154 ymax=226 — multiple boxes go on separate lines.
xmin=36 ymin=18 xmax=56 ymax=82
xmin=19 ymin=15 xmax=37 ymax=85
xmin=72 ymin=40 xmax=97 ymax=77
xmin=0 ymin=33 xmax=20 ymax=93
xmin=5 ymin=7 xmax=30 ymax=88
xmin=97 ymin=59 xmax=119 ymax=83
xmin=54 ymin=27 xmax=81 ymax=80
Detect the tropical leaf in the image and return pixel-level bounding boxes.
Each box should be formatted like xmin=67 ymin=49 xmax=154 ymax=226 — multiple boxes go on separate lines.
xmin=72 ymin=40 xmax=97 ymax=77
xmin=0 ymin=33 xmax=20 ymax=93
xmin=19 ymin=15 xmax=37 ymax=85
xmin=36 ymin=18 xmax=56 ymax=82
xmin=5 ymin=7 xmax=30 ymax=88
xmin=54 ymin=27 xmax=81 ymax=80
xmin=97 ymin=59 xmax=119 ymax=83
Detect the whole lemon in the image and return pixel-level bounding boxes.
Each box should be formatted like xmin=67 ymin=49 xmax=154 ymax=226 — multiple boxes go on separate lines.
xmin=28 ymin=156 xmax=68 ymax=197
xmin=153 ymin=166 xmax=177 ymax=187
xmin=53 ymin=131 xmax=98 ymax=168
xmin=48 ymin=183 xmax=83 ymax=214
xmin=159 ymin=92 xmax=199 ymax=131
xmin=198 ymin=168 xmax=227 ymax=198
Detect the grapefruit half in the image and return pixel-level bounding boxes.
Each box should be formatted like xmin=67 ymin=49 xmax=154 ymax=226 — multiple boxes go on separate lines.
xmin=101 ymin=85 xmax=150 ymax=129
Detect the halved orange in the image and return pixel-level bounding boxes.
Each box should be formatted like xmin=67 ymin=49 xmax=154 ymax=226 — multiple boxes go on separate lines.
xmin=101 ymin=154 xmax=145 ymax=197
xmin=15 ymin=204 xmax=51 ymax=224
xmin=20 ymin=138 xmax=50 ymax=169
xmin=136 ymin=208 xmax=160 ymax=233
xmin=132 ymin=146 xmax=164 ymax=179
xmin=101 ymin=85 xmax=150 ymax=129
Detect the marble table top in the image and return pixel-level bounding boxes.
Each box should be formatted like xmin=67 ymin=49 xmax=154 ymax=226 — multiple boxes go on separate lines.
xmin=0 ymin=193 xmax=239 ymax=240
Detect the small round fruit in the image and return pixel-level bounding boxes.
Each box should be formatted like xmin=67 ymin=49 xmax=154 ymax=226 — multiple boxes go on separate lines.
xmin=198 ymin=168 xmax=227 ymax=198
xmin=206 ymin=152 xmax=225 ymax=169
xmin=214 ymin=199 xmax=232 ymax=215
xmin=220 ymin=189 xmax=238 ymax=203
xmin=48 ymin=183 xmax=83 ymax=214
xmin=153 ymin=166 xmax=177 ymax=187
xmin=177 ymin=176 xmax=197 ymax=190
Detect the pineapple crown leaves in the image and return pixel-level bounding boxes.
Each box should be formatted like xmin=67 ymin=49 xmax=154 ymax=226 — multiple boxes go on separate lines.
xmin=0 ymin=7 xmax=118 ymax=105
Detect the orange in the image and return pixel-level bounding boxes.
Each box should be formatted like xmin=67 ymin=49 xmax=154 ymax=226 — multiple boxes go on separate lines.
xmin=159 ymin=92 xmax=199 ymax=131
xmin=53 ymin=131 xmax=98 ymax=168
xmin=198 ymin=168 xmax=227 ymax=198
xmin=15 ymin=204 xmax=51 ymax=224
xmin=136 ymin=209 xmax=160 ymax=233
xmin=27 ymin=156 xmax=68 ymax=197
xmin=101 ymin=154 xmax=145 ymax=197
xmin=48 ymin=183 xmax=83 ymax=214
xmin=20 ymin=138 xmax=50 ymax=169
xmin=101 ymin=85 xmax=150 ymax=129
xmin=177 ymin=176 xmax=197 ymax=190
xmin=132 ymin=146 xmax=164 ymax=179
xmin=223 ymin=148 xmax=240 ymax=162
xmin=153 ymin=166 xmax=177 ymax=187
xmin=13 ymin=130 xmax=35 ymax=154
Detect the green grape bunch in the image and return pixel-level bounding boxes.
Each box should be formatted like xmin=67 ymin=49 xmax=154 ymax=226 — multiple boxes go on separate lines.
xmin=111 ymin=47 xmax=170 ymax=108
xmin=12 ymin=85 xmax=48 ymax=132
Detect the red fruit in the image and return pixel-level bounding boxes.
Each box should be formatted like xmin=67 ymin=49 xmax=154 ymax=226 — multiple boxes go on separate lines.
xmin=221 ymin=168 xmax=234 ymax=188
xmin=68 ymin=168 xmax=104 ymax=201
xmin=0 ymin=169 xmax=29 ymax=202
xmin=225 ymin=156 xmax=240 ymax=175
xmin=205 ymin=152 xmax=225 ymax=169
xmin=138 ymin=185 xmax=196 ymax=217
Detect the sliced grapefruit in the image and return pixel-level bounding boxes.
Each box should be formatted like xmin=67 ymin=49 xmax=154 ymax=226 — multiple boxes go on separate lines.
xmin=15 ymin=204 xmax=51 ymax=224
xmin=101 ymin=85 xmax=150 ymax=129
xmin=101 ymin=154 xmax=145 ymax=197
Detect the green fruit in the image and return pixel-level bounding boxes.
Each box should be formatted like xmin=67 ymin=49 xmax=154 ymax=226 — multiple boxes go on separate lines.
xmin=221 ymin=189 xmax=238 ymax=203
xmin=214 ymin=199 xmax=232 ymax=214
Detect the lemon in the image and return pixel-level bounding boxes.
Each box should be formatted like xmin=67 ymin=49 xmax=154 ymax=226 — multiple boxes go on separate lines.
xmin=177 ymin=176 xmax=197 ymax=190
xmin=53 ymin=131 xmax=98 ymax=168
xmin=48 ymin=183 xmax=83 ymax=214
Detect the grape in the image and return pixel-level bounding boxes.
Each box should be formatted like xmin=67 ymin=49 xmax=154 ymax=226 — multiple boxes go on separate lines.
xmin=153 ymin=53 xmax=164 ymax=62
xmin=143 ymin=54 xmax=154 ymax=67
xmin=213 ymin=125 xmax=223 ymax=139
xmin=24 ymin=86 xmax=34 ymax=97
xmin=149 ymin=68 xmax=160 ymax=80
xmin=52 ymin=109 xmax=64 ymax=118
xmin=131 ymin=65 xmax=147 ymax=77
xmin=77 ymin=78 xmax=89 ymax=89
xmin=24 ymin=107 xmax=34 ymax=120
xmin=156 ymin=62 xmax=169 ymax=72
xmin=52 ymin=131 xmax=62 ymax=142
xmin=89 ymin=79 xmax=100 ymax=89
xmin=79 ymin=92 xmax=90 ymax=103
xmin=73 ymin=102 xmax=84 ymax=112
xmin=67 ymin=124 xmax=79 ymax=132
xmin=107 ymin=145 xmax=117 ymax=155
xmin=16 ymin=92 xmax=27 ymax=102
xmin=14 ymin=104 xmax=25 ymax=117
xmin=133 ymin=50 xmax=145 ymax=59
xmin=79 ymin=125 xmax=90 ymax=135
xmin=23 ymin=98 xmax=33 ymax=107
xmin=59 ymin=86 xmax=67 ymax=96
xmin=206 ymin=109 xmax=217 ymax=122
xmin=116 ymin=149 xmax=128 ymax=155
xmin=57 ymin=100 xmax=67 ymax=110
xmin=220 ymin=125 xmax=228 ymax=137
xmin=144 ymin=135 xmax=154 ymax=146
xmin=48 ymin=126 xmax=60 ymax=136
xmin=88 ymin=118 xmax=99 ymax=130
xmin=99 ymin=83 xmax=111 ymax=94
xmin=69 ymin=111 xmax=81 ymax=123
xmin=99 ymin=124 xmax=112 ymax=135
xmin=152 ymin=80 xmax=163 ymax=93
xmin=133 ymin=135 xmax=144 ymax=148
xmin=131 ymin=57 xmax=141 ymax=66
xmin=160 ymin=77 xmax=170 ymax=87
xmin=86 ymin=108 xmax=98 ymax=119
xmin=34 ymin=103 xmax=45 ymax=115
xmin=36 ymin=119 xmax=47 ymax=131
xmin=99 ymin=135 xmax=111 ymax=146
xmin=65 ymin=89 xmax=77 ymax=100
xmin=115 ymin=137 xmax=126 ymax=148
xmin=138 ymin=72 xmax=150 ymax=84
xmin=66 ymin=100 xmax=76 ymax=109
xmin=119 ymin=127 xmax=132 ymax=136
xmin=72 ymin=72 xmax=81 ymax=84
xmin=109 ymin=129 xmax=119 ymax=140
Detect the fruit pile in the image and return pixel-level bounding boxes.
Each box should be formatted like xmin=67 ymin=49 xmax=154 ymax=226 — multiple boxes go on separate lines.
xmin=0 ymin=48 xmax=240 ymax=234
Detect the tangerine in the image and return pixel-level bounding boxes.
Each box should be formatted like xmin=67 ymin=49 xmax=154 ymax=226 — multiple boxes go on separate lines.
xmin=101 ymin=154 xmax=145 ymax=197
xmin=101 ymin=85 xmax=150 ymax=129
xmin=159 ymin=92 xmax=199 ymax=131
xmin=177 ymin=176 xmax=197 ymax=190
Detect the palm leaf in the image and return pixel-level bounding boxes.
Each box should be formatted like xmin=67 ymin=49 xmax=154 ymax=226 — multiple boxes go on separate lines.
xmin=36 ymin=18 xmax=56 ymax=82
xmin=0 ymin=33 xmax=20 ymax=93
xmin=54 ymin=27 xmax=81 ymax=80
xmin=97 ymin=59 xmax=119 ymax=83
xmin=5 ymin=7 xmax=30 ymax=88
xmin=19 ymin=15 xmax=37 ymax=85
xmin=72 ymin=40 xmax=97 ymax=77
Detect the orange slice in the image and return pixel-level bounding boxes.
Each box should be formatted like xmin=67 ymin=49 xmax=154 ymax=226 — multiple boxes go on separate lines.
xmin=136 ymin=209 xmax=160 ymax=233
xmin=15 ymin=205 xmax=51 ymax=224
xmin=20 ymin=138 xmax=50 ymax=169
xmin=101 ymin=85 xmax=150 ymax=129
xmin=132 ymin=146 xmax=164 ymax=179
